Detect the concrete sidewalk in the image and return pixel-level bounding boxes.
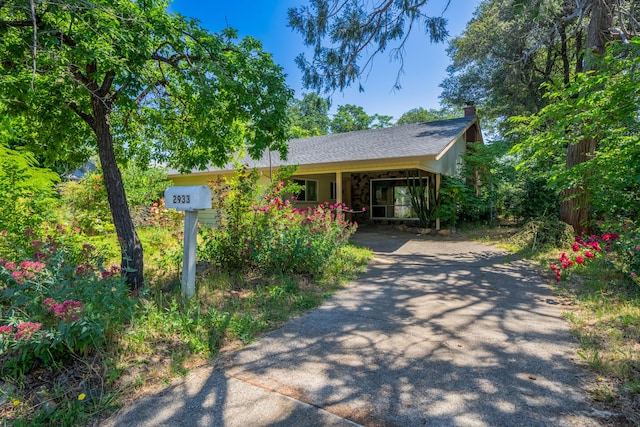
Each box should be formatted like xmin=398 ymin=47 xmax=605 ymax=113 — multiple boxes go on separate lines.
xmin=102 ymin=228 xmax=607 ymax=426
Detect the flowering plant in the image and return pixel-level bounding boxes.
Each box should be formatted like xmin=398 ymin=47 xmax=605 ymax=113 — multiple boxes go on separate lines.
xmin=550 ymin=233 xmax=619 ymax=281
xmin=200 ymin=167 xmax=362 ymax=277
xmin=0 ymin=231 xmax=137 ymax=375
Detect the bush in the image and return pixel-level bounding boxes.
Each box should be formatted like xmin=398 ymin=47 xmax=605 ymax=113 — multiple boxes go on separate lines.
xmin=200 ymin=167 xmax=358 ymax=277
xmin=0 ymin=145 xmax=60 ymax=259
xmin=612 ymin=228 xmax=640 ymax=287
xmin=59 ymin=164 xmax=171 ymax=234
xmin=0 ymin=234 xmax=136 ymax=375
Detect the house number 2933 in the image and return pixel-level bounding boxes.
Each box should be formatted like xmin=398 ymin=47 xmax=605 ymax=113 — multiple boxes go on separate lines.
xmin=172 ymin=194 xmax=191 ymax=204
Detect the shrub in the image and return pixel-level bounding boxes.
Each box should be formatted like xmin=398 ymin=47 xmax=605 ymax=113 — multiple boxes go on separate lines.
xmin=0 ymin=236 xmax=136 ymax=375
xmin=611 ymin=228 xmax=640 ymax=287
xmin=59 ymin=164 xmax=171 ymax=234
xmin=0 ymin=145 xmax=60 ymax=259
xmin=200 ymin=167 xmax=358 ymax=277
xmin=550 ymin=233 xmax=619 ymax=282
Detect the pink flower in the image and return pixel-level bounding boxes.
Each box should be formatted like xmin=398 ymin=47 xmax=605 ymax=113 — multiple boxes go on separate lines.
xmin=584 ymin=251 xmax=595 ymax=259
xmin=572 ymin=243 xmax=581 ymax=252
xmin=4 ymin=261 xmax=16 ymax=270
xmin=14 ymin=322 xmax=42 ymax=340
xmin=45 ymin=298 xmax=83 ymax=322
xmin=0 ymin=325 xmax=14 ymax=336
xmin=576 ymin=256 xmax=585 ymax=265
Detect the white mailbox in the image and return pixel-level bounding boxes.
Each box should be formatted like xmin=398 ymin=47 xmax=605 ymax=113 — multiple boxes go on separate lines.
xmin=164 ymin=185 xmax=212 ymax=299
xmin=165 ymin=186 xmax=212 ymax=211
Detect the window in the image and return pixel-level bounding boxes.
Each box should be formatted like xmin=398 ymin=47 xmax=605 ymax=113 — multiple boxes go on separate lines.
xmin=293 ymin=179 xmax=318 ymax=202
xmin=370 ymin=178 xmax=424 ymax=219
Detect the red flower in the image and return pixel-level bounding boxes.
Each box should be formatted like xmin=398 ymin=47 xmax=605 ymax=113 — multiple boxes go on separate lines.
xmin=588 ymin=241 xmax=601 ymax=251
xmin=584 ymin=251 xmax=595 ymax=259
xmin=572 ymin=243 xmax=581 ymax=252
xmin=576 ymin=256 xmax=585 ymax=265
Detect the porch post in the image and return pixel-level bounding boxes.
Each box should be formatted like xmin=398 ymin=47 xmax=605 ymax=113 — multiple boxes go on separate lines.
xmin=435 ymin=173 xmax=441 ymax=231
xmin=335 ymin=171 xmax=343 ymax=217
xmin=335 ymin=171 xmax=343 ymax=205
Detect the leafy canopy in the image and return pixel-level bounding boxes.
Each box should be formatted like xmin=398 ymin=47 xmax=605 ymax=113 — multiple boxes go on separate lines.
xmin=396 ymin=107 xmax=457 ymax=125
xmin=509 ymin=38 xmax=640 ymax=223
xmin=0 ymin=0 xmax=293 ymax=172
xmin=288 ymin=93 xmax=331 ymax=138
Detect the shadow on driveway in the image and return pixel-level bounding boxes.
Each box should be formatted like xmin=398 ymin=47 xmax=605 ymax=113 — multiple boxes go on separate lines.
xmin=102 ymin=228 xmax=605 ymax=427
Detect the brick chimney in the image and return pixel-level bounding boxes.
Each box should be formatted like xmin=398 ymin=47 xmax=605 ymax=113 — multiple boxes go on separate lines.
xmin=463 ymin=101 xmax=476 ymax=117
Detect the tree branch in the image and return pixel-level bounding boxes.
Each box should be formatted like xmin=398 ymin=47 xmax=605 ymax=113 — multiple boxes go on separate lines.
xmin=68 ymin=102 xmax=94 ymax=129
xmin=135 ymin=79 xmax=168 ymax=104
xmin=29 ymin=0 xmax=36 ymax=90
xmin=98 ymin=70 xmax=116 ymax=97
xmin=68 ymin=64 xmax=91 ymax=86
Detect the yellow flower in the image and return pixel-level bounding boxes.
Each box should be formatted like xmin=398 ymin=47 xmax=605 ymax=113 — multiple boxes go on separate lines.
xmin=12 ymin=399 xmax=20 ymax=407
xmin=78 ymin=393 xmax=86 ymax=401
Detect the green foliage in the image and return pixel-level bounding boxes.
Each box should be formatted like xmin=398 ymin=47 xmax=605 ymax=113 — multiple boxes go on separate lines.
xmin=1 ymin=0 xmax=294 ymax=288
xmin=0 ymin=233 xmax=136 ymax=375
xmin=200 ymin=166 xmax=358 ymax=277
xmin=441 ymin=0 xmax=586 ymax=122
xmin=396 ymin=107 xmax=458 ymax=125
xmin=59 ymin=164 xmax=172 ymax=234
xmin=434 ymin=176 xmax=467 ymax=227
xmin=330 ymin=104 xmax=374 ymax=133
xmin=510 ymin=38 xmax=640 ymax=227
xmin=288 ymin=0 xmax=448 ymax=92
xmin=288 ymin=93 xmax=331 ymax=137
xmin=0 ymin=144 xmax=60 ymax=258
xmin=0 ymin=1 xmax=293 ymax=171
xmin=406 ymin=173 xmax=437 ymax=228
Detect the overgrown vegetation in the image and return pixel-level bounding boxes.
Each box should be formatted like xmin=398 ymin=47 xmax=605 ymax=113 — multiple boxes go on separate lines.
xmin=200 ymin=166 xmax=358 ymax=277
xmin=0 ymin=161 xmax=370 ymax=426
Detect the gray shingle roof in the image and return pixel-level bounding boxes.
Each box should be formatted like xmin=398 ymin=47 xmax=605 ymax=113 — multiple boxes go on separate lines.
xmin=172 ymin=116 xmax=476 ymax=174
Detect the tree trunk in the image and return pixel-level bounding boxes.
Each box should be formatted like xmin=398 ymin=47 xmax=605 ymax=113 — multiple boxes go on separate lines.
xmin=91 ymin=96 xmax=144 ymax=291
xmin=560 ymin=0 xmax=614 ymax=234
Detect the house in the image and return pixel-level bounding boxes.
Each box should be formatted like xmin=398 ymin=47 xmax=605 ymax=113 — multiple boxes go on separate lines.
xmin=168 ymin=104 xmax=482 ymax=228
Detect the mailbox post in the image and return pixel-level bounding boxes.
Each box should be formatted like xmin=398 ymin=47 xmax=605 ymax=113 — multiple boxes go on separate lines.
xmin=164 ymin=186 xmax=212 ymax=299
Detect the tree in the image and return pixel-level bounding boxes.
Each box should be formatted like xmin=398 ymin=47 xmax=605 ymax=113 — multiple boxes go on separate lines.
xmin=288 ymin=0 xmax=449 ymax=92
xmin=288 ymin=92 xmax=331 ymax=137
xmin=510 ymin=38 xmax=640 ymax=229
xmin=442 ymin=0 xmax=637 ymax=232
xmin=396 ymin=106 xmax=457 ymax=125
xmin=330 ymin=104 xmax=373 ymax=133
xmin=560 ymin=0 xmax=614 ymax=233
xmin=441 ymin=0 xmax=588 ymax=122
xmin=0 ymin=0 xmax=292 ymax=289
xmin=371 ymin=114 xmax=393 ymax=129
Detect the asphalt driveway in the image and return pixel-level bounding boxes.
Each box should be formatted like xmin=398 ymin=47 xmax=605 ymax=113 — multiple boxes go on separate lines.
xmin=102 ymin=227 xmax=607 ymax=426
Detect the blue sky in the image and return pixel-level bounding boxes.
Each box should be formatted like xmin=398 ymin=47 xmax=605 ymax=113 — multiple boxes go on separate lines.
xmin=169 ymin=0 xmax=480 ymax=121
